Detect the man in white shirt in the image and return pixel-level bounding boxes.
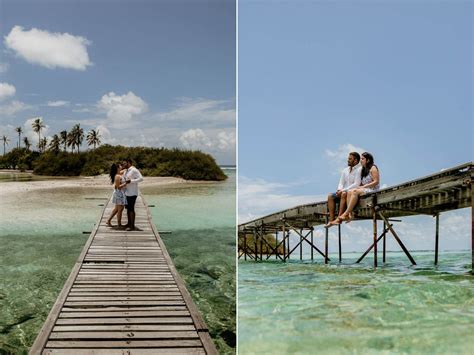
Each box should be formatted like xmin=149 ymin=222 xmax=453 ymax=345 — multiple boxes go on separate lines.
xmin=326 ymin=152 xmax=361 ymax=226
xmin=122 ymin=158 xmax=144 ymax=231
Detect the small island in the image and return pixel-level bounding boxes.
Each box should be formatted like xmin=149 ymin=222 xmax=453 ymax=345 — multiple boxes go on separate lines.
xmin=0 ymin=121 xmax=226 ymax=181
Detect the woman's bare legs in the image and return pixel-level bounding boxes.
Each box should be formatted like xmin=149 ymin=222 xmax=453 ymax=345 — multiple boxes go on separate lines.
xmin=341 ymin=189 xmax=364 ymax=221
xmin=107 ymin=206 xmax=118 ymax=226
xmin=117 ymin=205 xmax=125 ymax=227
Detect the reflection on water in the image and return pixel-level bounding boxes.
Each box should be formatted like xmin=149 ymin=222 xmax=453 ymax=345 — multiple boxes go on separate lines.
xmin=0 ymin=170 xmax=235 ymax=354
xmin=239 ymin=252 xmax=474 ymax=354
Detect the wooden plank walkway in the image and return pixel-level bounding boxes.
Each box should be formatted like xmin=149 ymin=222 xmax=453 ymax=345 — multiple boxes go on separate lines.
xmin=30 ymin=196 xmax=217 ymax=355
xmin=238 ymin=162 xmax=473 ymax=269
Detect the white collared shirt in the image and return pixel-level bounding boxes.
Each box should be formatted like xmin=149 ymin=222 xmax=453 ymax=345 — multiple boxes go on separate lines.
xmin=337 ymin=165 xmax=362 ymax=191
xmin=123 ymin=166 xmax=144 ymax=196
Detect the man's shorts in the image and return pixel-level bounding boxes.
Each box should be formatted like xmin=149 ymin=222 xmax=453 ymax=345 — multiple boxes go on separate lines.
xmin=125 ymin=195 xmax=138 ymax=212
xmin=331 ymin=192 xmax=340 ymax=201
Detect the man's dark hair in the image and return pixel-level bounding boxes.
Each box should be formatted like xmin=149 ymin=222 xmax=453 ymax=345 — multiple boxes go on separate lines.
xmin=349 ymin=152 xmax=360 ymax=163
xmin=124 ymin=158 xmax=133 ymax=164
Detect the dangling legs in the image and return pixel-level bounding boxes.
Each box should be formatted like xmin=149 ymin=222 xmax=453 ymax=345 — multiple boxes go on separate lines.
xmin=338 ymin=191 xmax=348 ymax=217
xmin=341 ymin=189 xmax=364 ymax=222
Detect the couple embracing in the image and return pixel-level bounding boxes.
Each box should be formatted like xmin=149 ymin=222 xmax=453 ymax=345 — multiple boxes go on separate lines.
xmin=326 ymin=151 xmax=380 ymax=227
xmin=106 ymin=158 xmax=144 ymax=231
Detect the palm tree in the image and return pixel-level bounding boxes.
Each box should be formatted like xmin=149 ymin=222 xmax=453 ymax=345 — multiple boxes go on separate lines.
xmin=1 ymin=135 xmax=9 ymax=156
xmin=86 ymin=129 xmax=101 ymax=150
xmin=70 ymin=124 xmax=84 ymax=153
xmin=38 ymin=137 xmax=48 ymax=152
xmin=15 ymin=127 xmax=23 ymax=149
xmin=32 ymin=118 xmax=46 ymax=152
xmin=49 ymin=134 xmax=61 ymax=153
xmin=60 ymin=130 xmax=68 ymax=152
xmin=23 ymin=137 xmax=31 ymax=151
xmin=67 ymin=131 xmax=75 ymax=153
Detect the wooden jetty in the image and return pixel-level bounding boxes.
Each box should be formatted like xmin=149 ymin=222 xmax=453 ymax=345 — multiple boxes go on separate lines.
xmin=238 ymin=162 xmax=473 ymax=270
xmin=30 ymin=196 xmax=217 ymax=354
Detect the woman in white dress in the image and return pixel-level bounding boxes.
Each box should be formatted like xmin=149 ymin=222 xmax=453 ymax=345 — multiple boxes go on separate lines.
xmin=106 ymin=163 xmax=128 ymax=227
xmin=329 ymin=152 xmax=380 ymax=225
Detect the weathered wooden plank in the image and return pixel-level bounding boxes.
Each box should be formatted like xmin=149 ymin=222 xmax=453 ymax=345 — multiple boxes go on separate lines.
xmin=49 ymin=331 xmax=199 ymax=339
xmin=52 ymin=325 xmax=195 ymax=332
xmin=44 ymin=340 xmax=203 ymax=348
xmin=59 ymin=310 xmax=191 ymax=318
xmin=60 ymin=306 xmax=188 ymax=312
xmin=43 ymin=348 xmax=205 ymax=354
xmin=67 ymin=296 xmax=183 ymax=301
xmin=55 ymin=317 xmax=194 ymax=325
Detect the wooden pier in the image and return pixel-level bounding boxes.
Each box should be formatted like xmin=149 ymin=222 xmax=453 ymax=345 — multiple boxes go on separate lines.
xmin=30 ymin=196 xmax=217 ymax=354
xmin=238 ymin=162 xmax=473 ymax=270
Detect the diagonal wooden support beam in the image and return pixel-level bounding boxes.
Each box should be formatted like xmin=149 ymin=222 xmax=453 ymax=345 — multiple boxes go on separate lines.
xmin=356 ymin=224 xmax=391 ymax=263
xmin=378 ymin=212 xmax=417 ymax=265
xmin=285 ymin=224 xmax=330 ymax=261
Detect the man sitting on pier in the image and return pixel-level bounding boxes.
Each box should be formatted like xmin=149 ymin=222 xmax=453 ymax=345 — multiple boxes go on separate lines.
xmin=122 ymin=158 xmax=144 ymax=231
xmin=326 ymin=152 xmax=361 ymax=226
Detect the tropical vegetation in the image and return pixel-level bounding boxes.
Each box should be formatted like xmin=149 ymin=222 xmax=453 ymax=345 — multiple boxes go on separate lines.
xmin=0 ymin=120 xmax=226 ymax=181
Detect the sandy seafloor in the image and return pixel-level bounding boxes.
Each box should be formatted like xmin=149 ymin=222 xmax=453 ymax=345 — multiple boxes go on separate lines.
xmin=0 ymin=170 xmax=236 ymax=354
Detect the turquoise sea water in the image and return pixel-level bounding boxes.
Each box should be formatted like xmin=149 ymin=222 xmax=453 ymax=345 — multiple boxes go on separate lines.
xmin=0 ymin=170 xmax=235 ymax=354
xmin=238 ymin=251 xmax=473 ymax=354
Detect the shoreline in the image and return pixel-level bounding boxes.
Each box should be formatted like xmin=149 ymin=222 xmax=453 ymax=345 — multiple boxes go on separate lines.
xmin=0 ymin=174 xmax=192 ymax=196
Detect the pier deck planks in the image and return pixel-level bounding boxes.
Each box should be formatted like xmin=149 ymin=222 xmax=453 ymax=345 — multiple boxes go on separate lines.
xmin=30 ymin=196 xmax=217 ymax=355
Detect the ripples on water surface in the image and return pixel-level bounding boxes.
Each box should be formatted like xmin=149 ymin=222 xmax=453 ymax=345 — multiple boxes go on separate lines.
xmin=0 ymin=170 xmax=235 ymax=354
xmin=239 ymin=252 xmax=473 ymax=354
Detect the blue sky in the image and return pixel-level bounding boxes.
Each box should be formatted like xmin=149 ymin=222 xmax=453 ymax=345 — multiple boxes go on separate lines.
xmin=238 ymin=0 xmax=472 ymax=252
xmin=0 ymin=0 xmax=236 ymax=164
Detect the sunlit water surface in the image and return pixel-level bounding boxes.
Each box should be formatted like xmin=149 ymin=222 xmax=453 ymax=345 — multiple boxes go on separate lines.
xmin=0 ymin=170 xmax=235 ymax=354
xmin=238 ymin=252 xmax=473 ymax=354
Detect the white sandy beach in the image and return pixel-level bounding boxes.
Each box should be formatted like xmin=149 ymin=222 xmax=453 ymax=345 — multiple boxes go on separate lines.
xmin=0 ymin=171 xmax=189 ymax=196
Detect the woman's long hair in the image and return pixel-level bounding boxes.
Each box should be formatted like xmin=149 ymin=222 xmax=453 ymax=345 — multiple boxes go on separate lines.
xmin=109 ymin=163 xmax=118 ymax=184
xmin=361 ymin=152 xmax=376 ymax=178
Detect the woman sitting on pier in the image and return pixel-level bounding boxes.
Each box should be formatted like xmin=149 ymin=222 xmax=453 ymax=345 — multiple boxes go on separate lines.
xmin=106 ymin=162 xmax=128 ymax=227
xmin=327 ymin=152 xmax=380 ymax=226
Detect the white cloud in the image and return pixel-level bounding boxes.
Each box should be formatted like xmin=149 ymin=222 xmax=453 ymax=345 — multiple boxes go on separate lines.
xmin=0 ymin=100 xmax=31 ymax=116
xmin=4 ymin=25 xmax=92 ymax=70
xmin=0 ymin=63 xmax=9 ymax=74
xmin=179 ymin=128 xmax=212 ymax=150
xmin=97 ymin=91 xmax=148 ymax=128
xmin=155 ymin=98 xmax=235 ymax=126
xmin=0 ymin=82 xmax=16 ymax=101
xmin=216 ymin=131 xmax=236 ymax=150
xmin=325 ymin=143 xmax=367 ymax=175
xmin=47 ymin=100 xmax=69 ymax=107
xmin=238 ymin=176 xmax=326 ymax=223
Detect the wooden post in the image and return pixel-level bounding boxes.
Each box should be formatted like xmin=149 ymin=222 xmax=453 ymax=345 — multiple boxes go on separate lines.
xmin=338 ymin=224 xmax=342 ymax=262
xmin=373 ymin=209 xmax=377 ymax=268
xmin=382 ymin=221 xmax=386 ymax=263
xmin=325 ymin=214 xmax=329 ymax=264
xmin=287 ymin=229 xmax=290 ymax=260
xmin=300 ymin=228 xmax=303 ymax=260
xmin=282 ymin=223 xmax=286 ymax=262
xmin=253 ymin=228 xmax=258 ymax=262
xmin=244 ymin=233 xmax=247 ymax=261
xmin=275 ymin=230 xmax=278 ymax=260
xmin=260 ymin=225 xmax=264 ymax=261
xmin=311 ymin=228 xmax=314 ymax=261
xmin=435 ymin=213 xmax=439 ymax=265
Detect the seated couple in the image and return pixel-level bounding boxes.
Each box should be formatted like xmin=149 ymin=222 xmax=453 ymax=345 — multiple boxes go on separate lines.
xmin=326 ymin=151 xmax=380 ymax=227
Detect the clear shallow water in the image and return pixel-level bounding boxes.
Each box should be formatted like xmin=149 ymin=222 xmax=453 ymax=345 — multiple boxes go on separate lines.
xmin=0 ymin=170 xmax=235 ymax=354
xmin=238 ymin=252 xmax=474 ymax=354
